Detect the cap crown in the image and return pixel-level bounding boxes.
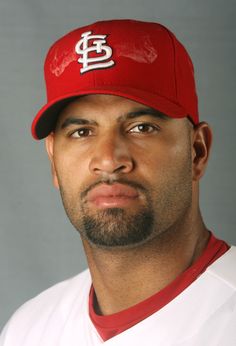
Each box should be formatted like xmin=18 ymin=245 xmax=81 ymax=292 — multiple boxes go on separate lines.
xmin=32 ymin=19 xmax=198 ymax=139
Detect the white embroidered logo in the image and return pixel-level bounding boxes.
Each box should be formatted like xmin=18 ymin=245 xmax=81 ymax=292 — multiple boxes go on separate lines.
xmin=75 ymin=31 xmax=115 ymax=74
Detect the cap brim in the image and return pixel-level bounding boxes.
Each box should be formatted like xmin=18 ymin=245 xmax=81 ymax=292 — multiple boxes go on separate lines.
xmin=31 ymin=87 xmax=188 ymax=140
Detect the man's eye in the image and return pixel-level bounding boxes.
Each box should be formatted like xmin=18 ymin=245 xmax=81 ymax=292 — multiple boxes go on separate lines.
xmin=70 ymin=128 xmax=92 ymax=138
xmin=129 ymin=123 xmax=159 ymax=133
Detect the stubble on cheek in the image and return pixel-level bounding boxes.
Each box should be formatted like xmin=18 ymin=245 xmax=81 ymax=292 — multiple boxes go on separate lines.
xmin=160 ymin=145 xmax=192 ymax=229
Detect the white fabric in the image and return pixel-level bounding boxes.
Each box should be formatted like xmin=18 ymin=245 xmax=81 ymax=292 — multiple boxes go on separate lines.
xmin=1 ymin=247 xmax=236 ymax=346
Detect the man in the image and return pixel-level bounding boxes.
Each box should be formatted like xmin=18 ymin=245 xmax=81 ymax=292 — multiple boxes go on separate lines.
xmin=1 ymin=19 xmax=235 ymax=345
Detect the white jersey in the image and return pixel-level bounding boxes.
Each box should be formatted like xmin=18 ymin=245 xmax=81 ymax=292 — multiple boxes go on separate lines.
xmin=1 ymin=246 xmax=236 ymax=346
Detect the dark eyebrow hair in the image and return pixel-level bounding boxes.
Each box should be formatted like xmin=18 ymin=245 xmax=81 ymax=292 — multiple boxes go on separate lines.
xmin=60 ymin=118 xmax=98 ymax=129
xmin=60 ymin=107 xmax=169 ymax=129
xmin=118 ymin=108 xmax=170 ymax=121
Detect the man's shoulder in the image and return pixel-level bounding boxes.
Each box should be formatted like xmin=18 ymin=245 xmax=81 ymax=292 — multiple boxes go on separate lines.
xmin=0 ymin=269 xmax=91 ymax=343
xmin=16 ymin=268 xmax=91 ymax=313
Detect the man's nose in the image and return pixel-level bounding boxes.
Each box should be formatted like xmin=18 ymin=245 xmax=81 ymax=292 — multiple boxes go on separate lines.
xmin=89 ymin=132 xmax=134 ymax=176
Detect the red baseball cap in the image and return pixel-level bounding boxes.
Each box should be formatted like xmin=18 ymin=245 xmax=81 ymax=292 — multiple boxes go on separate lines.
xmin=31 ymin=19 xmax=199 ymax=140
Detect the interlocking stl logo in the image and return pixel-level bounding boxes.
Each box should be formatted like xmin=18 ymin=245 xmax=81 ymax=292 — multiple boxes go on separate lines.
xmin=75 ymin=31 xmax=115 ymax=74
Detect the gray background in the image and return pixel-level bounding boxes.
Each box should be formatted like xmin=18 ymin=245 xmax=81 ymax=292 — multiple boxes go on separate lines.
xmin=0 ymin=0 xmax=235 ymax=330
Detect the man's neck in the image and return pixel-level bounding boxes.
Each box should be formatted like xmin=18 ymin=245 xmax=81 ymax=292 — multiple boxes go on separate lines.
xmin=82 ymin=214 xmax=209 ymax=316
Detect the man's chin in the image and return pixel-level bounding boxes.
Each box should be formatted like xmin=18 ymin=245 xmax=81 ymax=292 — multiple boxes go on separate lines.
xmin=78 ymin=209 xmax=154 ymax=249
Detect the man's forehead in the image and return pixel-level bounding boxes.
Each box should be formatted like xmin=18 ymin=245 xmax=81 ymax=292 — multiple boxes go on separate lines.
xmin=56 ymin=94 xmax=170 ymax=125
xmin=59 ymin=94 xmax=155 ymax=112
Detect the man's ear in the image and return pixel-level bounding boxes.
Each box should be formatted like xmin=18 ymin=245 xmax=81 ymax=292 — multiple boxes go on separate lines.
xmin=45 ymin=133 xmax=59 ymax=189
xmin=191 ymin=122 xmax=213 ymax=181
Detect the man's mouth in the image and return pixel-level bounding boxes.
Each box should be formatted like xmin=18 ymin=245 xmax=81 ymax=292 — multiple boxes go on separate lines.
xmin=86 ymin=183 xmax=139 ymax=209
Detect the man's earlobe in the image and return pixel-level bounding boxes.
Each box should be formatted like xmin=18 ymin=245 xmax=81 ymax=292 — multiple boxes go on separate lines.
xmin=192 ymin=122 xmax=213 ymax=181
xmin=45 ymin=133 xmax=59 ymax=189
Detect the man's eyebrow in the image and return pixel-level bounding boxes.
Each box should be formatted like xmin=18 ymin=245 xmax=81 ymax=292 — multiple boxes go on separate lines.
xmin=60 ymin=107 xmax=169 ymax=129
xmin=117 ymin=108 xmax=170 ymax=121
xmin=60 ymin=118 xmax=98 ymax=129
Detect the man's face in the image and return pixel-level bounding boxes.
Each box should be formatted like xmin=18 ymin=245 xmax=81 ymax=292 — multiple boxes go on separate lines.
xmin=46 ymin=94 xmax=193 ymax=249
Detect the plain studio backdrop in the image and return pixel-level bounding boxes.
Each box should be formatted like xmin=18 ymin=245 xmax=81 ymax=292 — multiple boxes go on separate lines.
xmin=0 ymin=0 xmax=235 ymax=330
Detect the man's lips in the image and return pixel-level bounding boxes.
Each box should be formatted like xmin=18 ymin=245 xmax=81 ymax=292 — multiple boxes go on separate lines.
xmin=86 ymin=183 xmax=139 ymax=208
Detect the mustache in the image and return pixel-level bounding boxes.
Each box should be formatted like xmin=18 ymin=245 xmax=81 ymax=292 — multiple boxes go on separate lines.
xmin=80 ymin=177 xmax=148 ymax=200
